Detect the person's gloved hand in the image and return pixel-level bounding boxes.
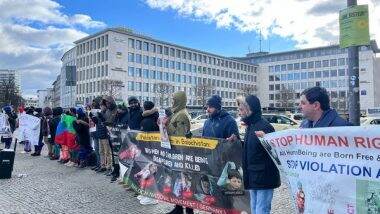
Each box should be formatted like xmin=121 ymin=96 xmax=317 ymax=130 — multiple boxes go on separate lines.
xmin=185 ymin=131 xmax=193 ymax=139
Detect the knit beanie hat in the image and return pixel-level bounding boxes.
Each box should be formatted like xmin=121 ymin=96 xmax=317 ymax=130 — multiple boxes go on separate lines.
xmin=207 ymin=95 xmax=222 ymax=110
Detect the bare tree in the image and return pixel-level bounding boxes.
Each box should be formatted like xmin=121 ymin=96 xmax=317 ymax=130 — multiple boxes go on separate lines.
xmin=194 ymin=82 xmax=214 ymax=108
xmin=154 ymin=82 xmax=173 ymax=107
xmin=277 ymin=86 xmax=296 ymax=108
xmin=100 ymin=79 xmax=124 ymax=98
xmin=0 ymin=76 xmax=23 ymax=108
xmin=239 ymin=84 xmax=258 ymax=96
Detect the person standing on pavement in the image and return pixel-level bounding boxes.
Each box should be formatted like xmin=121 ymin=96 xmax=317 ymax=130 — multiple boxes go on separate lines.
xmin=165 ymin=91 xmax=193 ymax=214
xmin=49 ymin=107 xmax=63 ymax=160
xmin=89 ymin=97 xmax=102 ymax=171
xmin=73 ymin=108 xmax=92 ymax=168
xmin=236 ymin=95 xmax=280 ymax=214
xmin=137 ymin=100 xmax=159 ymax=205
xmin=1 ymin=106 xmax=17 ymax=149
xmin=41 ymin=107 xmax=53 ymax=158
xmin=202 ymin=95 xmax=239 ymax=140
xmin=140 ymin=101 xmax=159 ymax=132
xmin=299 ymin=86 xmax=351 ymax=128
xmin=128 ymin=96 xmax=143 ymax=130
xmin=31 ymin=108 xmax=44 ymax=156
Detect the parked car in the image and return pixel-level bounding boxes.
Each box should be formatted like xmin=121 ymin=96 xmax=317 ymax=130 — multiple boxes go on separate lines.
xmin=361 ymin=116 xmax=380 ymax=125
xmin=286 ymin=113 xmax=304 ymax=122
xmin=190 ymin=114 xmax=208 ymax=125
xmin=236 ymin=114 xmax=299 ymax=136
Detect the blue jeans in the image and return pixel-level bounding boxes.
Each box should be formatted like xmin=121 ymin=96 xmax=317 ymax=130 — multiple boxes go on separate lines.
xmin=249 ymin=189 xmax=274 ymax=214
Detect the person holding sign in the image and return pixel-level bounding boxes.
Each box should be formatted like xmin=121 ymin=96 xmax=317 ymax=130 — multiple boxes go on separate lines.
xmin=236 ymin=95 xmax=280 ymax=214
xmin=299 ymin=86 xmax=351 ymax=128
xmin=165 ymin=91 xmax=193 ymax=214
xmin=202 ymin=95 xmax=239 ymax=141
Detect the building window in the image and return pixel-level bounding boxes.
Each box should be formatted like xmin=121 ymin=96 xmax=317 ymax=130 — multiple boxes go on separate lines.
xmin=322 ymin=60 xmax=329 ymax=67
xmin=315 ymin=61 xmax=321 ymax=68
xmin=281 ymin=64 xmax=287 ymax=71
xmin=301 ymin=62 xmax=307 ymax=69
xmin=135 ymin=68 xmax=142 ymax=77
xmin=157 ymin=45 xmax=163 ymax=54
xmin=308 ymin=61 xmax=314 ymax=69
xmin=330 ymin=80 xmax=337 ymax=88
xmin=338 ymin=58 xmax=345 ymax=66
xmin=330 ymin=59 xmax=337 ymax=67
xmin=128 ymin=39 xmax=135 ymax=49
xmin=338 ymin=69 xmax=346 ymax=76
xmin=128 ymin=53 xmax=134 ymax=62
xmin=301 ymin=72 xmax=307 ymax=79
xmin=128 ymin=81 xmax=134 ymax=91
xmin=323 ymin=70 xmax=330 ymax=77
xmin=150 ymin=43 xmax=156 ymax=53
xmin=136 ymin=54 xmax=142 ymax=63
xmin=294 ymin=63 xmax=300 ymax=70
xmin=143 ymin=69 xmax=149 ymax=78
xmin=315 ymin=71 xmax=322 ymax=78
xmin=275 ymin=65 xmax=280 ymax=72
xmin=294 ymin=73 xmax=300 ymax=80
xmin=164 ymin=46 xmax=169 ymax=55
xmin=143 ymin=42 xmax=149 ymax=51
xmin=308 ymin=71 xmax=314 ymax=78
xmin=143 ymin=55 xmax=149 ymax=65
xmin=287 ymin=64 xmax=293 ymax=71
xmin=128 ymin=67 xmax=134 ymax=77
xmin=150 ymin=57 xmax=156 ymax=66
xmin=330 ymin=70 xmax=337 ymax=77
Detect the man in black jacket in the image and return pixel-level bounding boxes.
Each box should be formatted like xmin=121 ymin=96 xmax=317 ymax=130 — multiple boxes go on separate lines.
xmin=236 ymin=95 xmax=280 ymax=214
xmin=127 ymin=96 xmax=143 ymax=130
xmin=141 ymin=101 xmax=159 ymax=132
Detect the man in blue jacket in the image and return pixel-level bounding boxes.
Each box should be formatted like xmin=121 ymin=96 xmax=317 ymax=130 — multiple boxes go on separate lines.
xmin=299 ymin=86 xmax=351 ymax=128
xmin=202 ymin=95 xmax=239 ymax=141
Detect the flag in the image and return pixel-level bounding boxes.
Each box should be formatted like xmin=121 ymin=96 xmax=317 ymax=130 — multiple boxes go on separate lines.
xmin=55 ymin=114 xmax=77 ymax=149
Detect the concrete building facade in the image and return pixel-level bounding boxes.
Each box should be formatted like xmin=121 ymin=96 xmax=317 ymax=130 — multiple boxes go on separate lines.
xmin=73 ymin=28 xmax=258 ymax=107
xmin=0 ymin=69 xmax=21 ymax=93
xmin=52 ymin=75 xmax=61 ymax=108
xmin=240 ymin=41 xmax=380 ymax=113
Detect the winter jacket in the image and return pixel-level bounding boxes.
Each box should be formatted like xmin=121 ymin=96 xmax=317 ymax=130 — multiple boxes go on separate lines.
xmin=168 ymin=92 xmax=190 ymax=136
xmin=128 ymin=107 xmax=143 ymax=130
xmin=41 ymin=115 xmax=52 ymax=137
xmin=300 ymin=109 xmax=352 ymax=128
xmin=92 ymin=111 xmax=108 ymax=140
xmin=242 ymin=95 xmax=281 ymax=190
xmin=141 ymin=108 xmax=159 ymax=132
xmin=103 ymin=96 xmax=117 ymax=126
xmin=202 ymin=109 xmax=239 ymax=139
xmin=72 ymin=117 xmax=91 ymax=147
xmin=115 ymin=111 xmax=129 ymax=129
xmin=49 ymin=116 xmax=61 ymax=144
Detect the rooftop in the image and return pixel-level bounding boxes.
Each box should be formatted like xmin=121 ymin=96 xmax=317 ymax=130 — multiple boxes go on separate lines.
xmin=74 ymin=27 xmax=256 ymax=66
xmin=244 ymin=40 xmax=379 ymax=59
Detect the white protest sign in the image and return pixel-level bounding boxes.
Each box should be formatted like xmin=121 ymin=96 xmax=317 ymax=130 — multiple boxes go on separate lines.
xmin=18 ymin=114 xmax=41 ymax=146
xmin=262 ymin=126 xmax=380 ymax=214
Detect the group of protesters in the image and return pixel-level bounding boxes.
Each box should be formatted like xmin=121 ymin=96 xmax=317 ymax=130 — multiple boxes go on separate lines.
xmin=1 ymin=86 xmax=351 ymax=214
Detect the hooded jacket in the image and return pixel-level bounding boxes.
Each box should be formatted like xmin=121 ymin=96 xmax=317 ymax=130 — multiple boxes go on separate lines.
xmin=141 ymin=108 xmax=159 ymax=132
xmin=202 ymin=109 xmax=239 ymax=139
xmin=300 ymin=109 xmax=351 ymax=128
xmin=168 ymin=92 xmax=190 ymax=136
xmin=49 ymin=107 xmax=63 ymax=144
xmin=128 ymin=105 xmax=143 ymax=130
xmin=115 ymin=109 xmax=129 ymax=129
xmin=240 ymin=95 xmax=280 ymax=190
xmin=103 ymin=96 xmax=117 ymax=126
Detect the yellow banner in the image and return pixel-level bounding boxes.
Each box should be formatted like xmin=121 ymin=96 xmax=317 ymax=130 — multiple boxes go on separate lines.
xmin=136 ymin=133 xmax=218 ymax=149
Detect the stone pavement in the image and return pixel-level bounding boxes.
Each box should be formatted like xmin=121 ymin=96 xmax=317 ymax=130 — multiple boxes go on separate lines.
xmin=0 ymin=144 xmax=294 ymax=214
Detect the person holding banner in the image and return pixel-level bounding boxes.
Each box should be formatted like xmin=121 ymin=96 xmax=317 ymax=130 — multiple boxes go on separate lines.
xmin=128 ymin=96 xmax=143 ymax=130
xmin=299 ymin=86 xmax=351 ymax=128
xmin=236 ymin=95 xmax=280 ymax=214
xmin=166 ymin=91 xmax=193 ymax=214
xmin=202 ymin=95 xmax=239 ymax=141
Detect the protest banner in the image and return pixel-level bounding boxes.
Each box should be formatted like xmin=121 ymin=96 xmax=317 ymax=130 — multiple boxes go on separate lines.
xmin=18 ymin=114 xmax=41 ymax=145
xmin=0 ymin=113 xmax=8 ymax=135
xmin=119 ymin=130 xmax=250 ymax=214
xmin=261 ymin=126 xmax=380 ymax=214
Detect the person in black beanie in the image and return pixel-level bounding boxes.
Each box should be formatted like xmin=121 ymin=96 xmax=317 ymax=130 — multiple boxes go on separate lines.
xmin=128 ymin=96 xmax=143 ymax=130
xmin=202 ymin=95 xmax=239 ymax=140
xmin=141 ymin=101 xmax=159 ymax=132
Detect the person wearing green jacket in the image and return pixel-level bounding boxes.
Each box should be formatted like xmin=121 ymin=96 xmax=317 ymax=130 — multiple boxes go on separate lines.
xmin=166 ymin=91 xmax=193 ymax=214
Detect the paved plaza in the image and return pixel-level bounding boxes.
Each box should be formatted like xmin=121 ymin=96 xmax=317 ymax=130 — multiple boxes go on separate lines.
xmin=0 ymin=145 xmax=294 ymax=214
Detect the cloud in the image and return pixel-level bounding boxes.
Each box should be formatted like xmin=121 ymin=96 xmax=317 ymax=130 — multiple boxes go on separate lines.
xmin=144 ymin=0 xmax=380 ymax=48
xmin=0 ymin=0 xmax=106 ymax=96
